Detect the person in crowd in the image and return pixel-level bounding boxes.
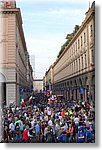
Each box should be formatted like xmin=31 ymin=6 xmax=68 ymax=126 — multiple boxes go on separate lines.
xmin=22 ymin=125 xmax=29 ymax=142
xmin=67 ymin=123 xmax=74 ymax=143
xmin=15 ymin=124 xmax=21 ymax=142
xmin=76 ymin=127 xmax=85 ymax=143
xmin=35 ymin=121 xmax=40 ymax=142
xmin=9 ymin=121 xmax=15 ymax=141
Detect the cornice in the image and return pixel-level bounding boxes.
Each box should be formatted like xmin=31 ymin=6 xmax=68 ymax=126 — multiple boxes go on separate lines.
xmin=53 ymin=6 xmax=95 ymax=68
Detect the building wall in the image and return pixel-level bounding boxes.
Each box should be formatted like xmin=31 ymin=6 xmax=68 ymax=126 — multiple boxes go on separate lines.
xmin=0 ymin=5 xmax=33 ymax=106
xmin=53 ymin=3 xmax=95 ymax=103
xmin=0 ymin=11 xmax=17 ymax=106
xmin=33 ymin=80 xmax=43 ymax=93
xmin=53 ymin=17 xmax=94 ymax=84
xmin=44 ymin=2 xmax=95 ymax=104
xmin=45 ymin=66 xmax=53 ymax=90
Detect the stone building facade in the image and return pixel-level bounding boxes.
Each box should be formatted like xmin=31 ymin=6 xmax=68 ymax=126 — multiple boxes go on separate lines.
xmin=0 ymin=0 xmax=33 ymax=106
xmin=44 ymin=1 xmax=95 ymax=104
xmin=33 ymin=79 xmax=43 ymax=93
xmin=44 ymin=65 xmax=53 ymax=91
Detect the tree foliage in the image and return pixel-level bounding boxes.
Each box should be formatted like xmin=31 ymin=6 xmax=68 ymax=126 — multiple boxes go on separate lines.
xmin=57 ymin=25 xmax=79 ymax=58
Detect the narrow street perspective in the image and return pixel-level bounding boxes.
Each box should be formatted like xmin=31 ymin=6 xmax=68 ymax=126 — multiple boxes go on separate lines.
xmin=0 ymin=0 xmax=95 ymax=143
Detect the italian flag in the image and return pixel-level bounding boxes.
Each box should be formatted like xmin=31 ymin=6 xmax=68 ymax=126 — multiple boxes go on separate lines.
xmin=20 ymin=96 xmax=25 ymax=107
xmin=28 ymin=96 xmax=33 ymax=103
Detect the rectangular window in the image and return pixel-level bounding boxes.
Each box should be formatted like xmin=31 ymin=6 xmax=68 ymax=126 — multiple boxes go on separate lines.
xmin=81 ymin=36 xmax=83 ymax=46
xmin=76 ymin=60 xmax=78 ymax=72
xmin=69 ymin=64 xmax=71 ymax=73
xmin=91 ymin=49 xmax=94 ymax=63
xmin=78 ymin=39 xmax=80 ymax=49
xmin=90 ymin=24 xmax=93 ymax=37
xmin=73 ymin=45 xmax=75 ymax=54
xmin=79 ymin=58 xmax=80 ymax=71
xmin=70 ymin=49 xmax=71 ymax=58
xmin=72 ymin=47 xmax=73 ymax=56
xmin=85 ymin=54 xmax=87 ymax=68
xmin=84 ymin=32 xmax=86 ymax=43
xmin=76 ymin=42 xmax=77 ymax=52
xmin=72 ymin=63 xmax=73 ymax=74
xmin=74 ymin=61 xmax=75 ymax=73
xmin=81 ymin=56 xmax=83 ymax=69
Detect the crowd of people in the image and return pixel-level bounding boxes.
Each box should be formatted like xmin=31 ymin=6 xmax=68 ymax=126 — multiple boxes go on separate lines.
xmin=1 ymin=93 xmax=95 ymax=143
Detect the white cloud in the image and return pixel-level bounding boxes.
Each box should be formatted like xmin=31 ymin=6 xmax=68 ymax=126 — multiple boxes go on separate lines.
xmin=21 ymin=8 xmax=86 ymax=32
xmin=26 ymin=35 xmax=66 ymax=55
xmin=48 ymin=8 xmax=83 ymax=16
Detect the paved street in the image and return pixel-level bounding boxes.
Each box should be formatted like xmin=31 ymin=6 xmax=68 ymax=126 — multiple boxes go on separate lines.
xmin=0 ymin=0 xmax=95 ymax=144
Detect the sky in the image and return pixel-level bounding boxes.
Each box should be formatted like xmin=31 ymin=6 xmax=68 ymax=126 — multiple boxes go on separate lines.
xmin=16 ymin=0 xmax=95 ymax=79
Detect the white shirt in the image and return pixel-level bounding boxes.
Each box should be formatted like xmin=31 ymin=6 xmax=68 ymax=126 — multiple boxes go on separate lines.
xmin=47 ymin=110 xmax=52 ymax=116
xmin=74 ymin=117 xmax=79 ymax=124
xmin=44 ymin=115 xmax=48 ymax=122
xmin=48 ymin=120 xmax=52 ymax=127
xmin=55 ymin=123 xmax=60 ymax=131
xmin=31 ymin=120 xmax=36 ymax=127
xmin=9 ymin=123 xmax=15 ymax=131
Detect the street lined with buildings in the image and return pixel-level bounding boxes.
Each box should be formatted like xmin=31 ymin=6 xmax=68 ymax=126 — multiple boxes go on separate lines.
xmin=0 ymin=0 xmax=95 ymax=143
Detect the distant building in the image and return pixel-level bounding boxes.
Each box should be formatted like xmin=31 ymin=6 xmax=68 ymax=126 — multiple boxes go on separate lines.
xmin=33 ymin=79 xmax=43 ymax=93
xmin=30 ymin=55 xmax=35 ymax=79
xmin=43 ymin=65 xmax=53 ymax=91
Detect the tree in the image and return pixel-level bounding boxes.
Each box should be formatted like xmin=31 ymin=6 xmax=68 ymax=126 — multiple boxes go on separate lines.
xmin=57 ymin=25 xmax=80 ymax=58
xmin=74 ymin=25 xmax=80 ymax=33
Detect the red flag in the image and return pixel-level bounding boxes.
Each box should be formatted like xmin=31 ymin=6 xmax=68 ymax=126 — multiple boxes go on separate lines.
xmin=21 ymin=101 xmax=25 ymax=107
xmin=28 ymin=96 xmax=33 ymax=103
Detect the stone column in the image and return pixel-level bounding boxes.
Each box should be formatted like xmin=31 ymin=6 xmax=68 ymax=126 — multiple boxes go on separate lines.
xmin=6 ymin=83 xmax=16 ymax=106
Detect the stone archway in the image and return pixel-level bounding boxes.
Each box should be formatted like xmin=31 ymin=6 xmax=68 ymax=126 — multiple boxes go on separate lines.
xmin=70 ymin=80 xmax=73 ymax=101
xmin=0 ymin=72 xmax=6 ymax=142
xmin=74 ymin=79 xmax=77 ymax=101
xmin=67 ymin=81 xmax=70 ymax=101
xmin=79 ymin=78 xmax=82 ymax=86
xmin=0 ymin=72 xmax=6 ymax=106
xmin=84 ymin=76 xmax=89 ymax=102
xmin=91 ymin=75 xmax=95 ymax=102
xmin=79 ymin=78 xmax=84 ymax=101
xmin=85 ymin=76 xmax=88 ymax=86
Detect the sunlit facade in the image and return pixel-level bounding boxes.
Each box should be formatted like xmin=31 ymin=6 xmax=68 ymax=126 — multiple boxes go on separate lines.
xmin=44 ymin=2 xmax=95 ymax=104
xmin=0 ymin=0 xmax=33 ymax=106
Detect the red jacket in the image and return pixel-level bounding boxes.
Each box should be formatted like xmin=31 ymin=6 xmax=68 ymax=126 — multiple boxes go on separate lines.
xmin=61 ymin=110 xmax=65 ymax=117
xmin=22 ymin=129 xmax=29 ymax=140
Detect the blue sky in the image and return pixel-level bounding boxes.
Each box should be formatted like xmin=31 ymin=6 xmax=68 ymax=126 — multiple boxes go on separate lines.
xmin=16 ymin=0 xmax=94 ymax=79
